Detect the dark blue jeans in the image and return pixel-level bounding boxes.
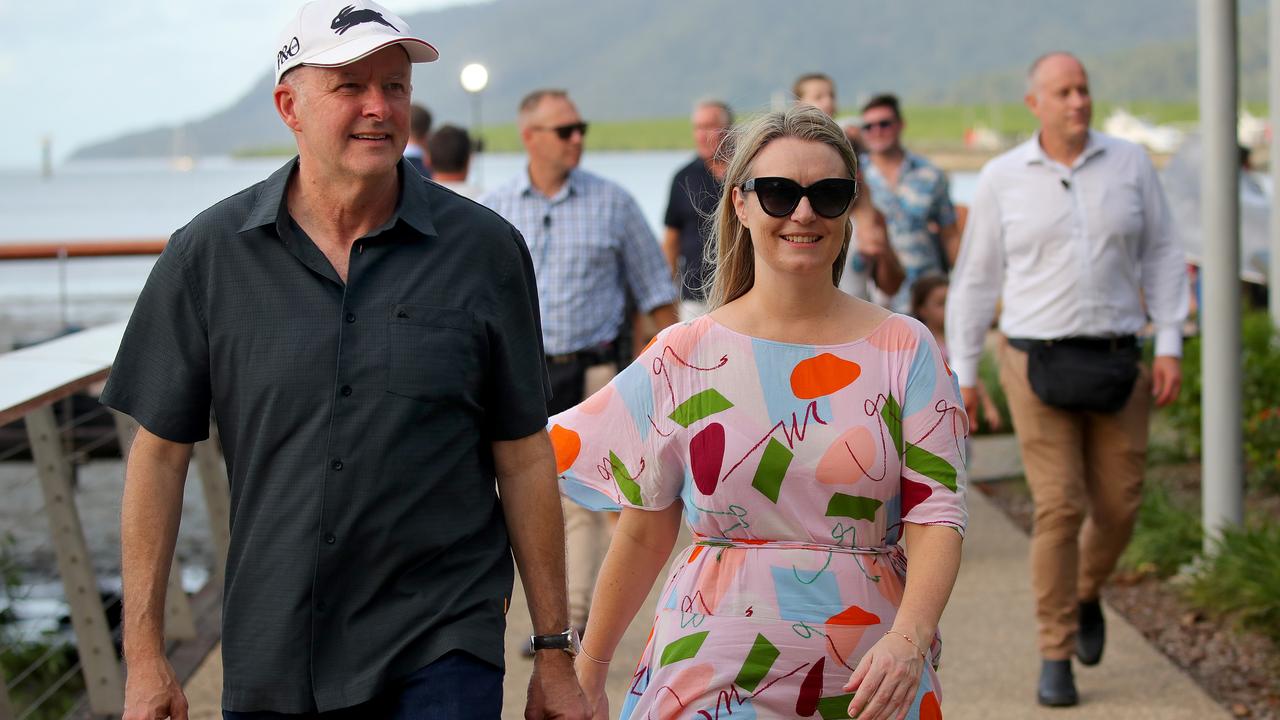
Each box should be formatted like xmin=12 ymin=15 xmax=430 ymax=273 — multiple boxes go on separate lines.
xmin=223 ymin=651 xmax=503 ymax=719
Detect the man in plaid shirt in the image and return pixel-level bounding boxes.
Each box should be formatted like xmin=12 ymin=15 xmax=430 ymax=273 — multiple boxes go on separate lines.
xmin=482 ymin=89 xmax=677 ymax=640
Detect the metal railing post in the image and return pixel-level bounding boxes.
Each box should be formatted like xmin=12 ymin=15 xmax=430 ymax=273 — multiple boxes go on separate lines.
xmin=1199 ymin=0 xmax=1245 ymax=550
xmin=1271 ymin=0 xmax=1280 ymax=328
xmin=24 ymin=406 xmax=124 ymax=714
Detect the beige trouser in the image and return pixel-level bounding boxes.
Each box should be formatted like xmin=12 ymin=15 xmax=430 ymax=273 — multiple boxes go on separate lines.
xmin=997 ymin=338 xmax=1151 ymax=659
xmin=563 ymin=362 xmax=619 ymax=629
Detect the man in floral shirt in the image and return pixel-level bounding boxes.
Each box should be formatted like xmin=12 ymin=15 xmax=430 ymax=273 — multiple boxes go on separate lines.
xmin=859 ymin=93 xmax=959 ymax=312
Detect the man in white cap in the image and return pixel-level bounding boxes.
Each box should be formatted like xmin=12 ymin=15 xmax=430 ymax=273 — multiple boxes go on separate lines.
xmin=106 ymin=1 xmax=589 ymax=718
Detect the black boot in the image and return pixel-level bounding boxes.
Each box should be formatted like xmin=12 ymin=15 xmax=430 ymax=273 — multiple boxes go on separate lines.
xmin=1075 ymin=598 xmax=1105 ymax=666
xmin=1037 ymin=659 xmax=1078 ymax=707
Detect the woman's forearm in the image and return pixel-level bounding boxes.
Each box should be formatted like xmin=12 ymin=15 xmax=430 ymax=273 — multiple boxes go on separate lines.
xmin=581 ymin=504 xmax=683 ymax=662
xmin=893 ymin=523 xmax=964 ymax=646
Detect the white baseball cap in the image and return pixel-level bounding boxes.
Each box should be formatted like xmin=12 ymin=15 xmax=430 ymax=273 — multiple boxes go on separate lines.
xmin=274 ymin=0 xmax=439 ymax=84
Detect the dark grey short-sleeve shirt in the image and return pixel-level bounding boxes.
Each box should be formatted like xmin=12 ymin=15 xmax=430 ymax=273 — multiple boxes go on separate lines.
xmin=101 ymin=158 xmax=551 ymax=713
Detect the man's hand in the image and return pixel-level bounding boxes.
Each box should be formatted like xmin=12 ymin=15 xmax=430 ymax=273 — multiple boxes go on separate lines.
xmin=853 ymin=210 xmax=890 ymax=260
xmin=525 ymin=653 xmax=590 ymax=719
xmin=1152 ymin=355 xmax=1182 ymax=407
xmin=960 ymin=386 xmax=980 ymax=429
xmin=122 ymin=655 xmax=188 ymax=720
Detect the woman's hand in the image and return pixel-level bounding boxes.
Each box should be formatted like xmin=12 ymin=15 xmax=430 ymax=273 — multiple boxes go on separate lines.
xmin=844 ymin=631 xmax=925 ymax=720
xmin=575 ymin=654 xmax=611 ymax=720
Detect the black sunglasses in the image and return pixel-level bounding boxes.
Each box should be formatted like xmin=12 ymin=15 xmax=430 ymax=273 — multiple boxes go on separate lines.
xmin=536 ymin=122 xmax=589 ymax=140
xmin=861 ymin=118 xmax=897 ymax=132
xmin=741 ymin=177 xmax=857 ymax=218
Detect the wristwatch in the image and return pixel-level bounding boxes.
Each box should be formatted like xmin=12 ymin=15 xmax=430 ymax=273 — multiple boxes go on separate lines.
xmin=528 ymin=627 xmax=581 ymax=657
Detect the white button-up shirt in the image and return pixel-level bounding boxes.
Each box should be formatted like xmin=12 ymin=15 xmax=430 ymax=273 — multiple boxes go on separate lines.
xmin=946 ymin=131 xmax=1189 ymax=387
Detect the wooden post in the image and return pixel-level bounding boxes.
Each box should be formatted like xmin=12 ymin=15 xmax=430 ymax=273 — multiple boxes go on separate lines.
xmin=25 ymin=406 xmax=124 ymax=714
xmin=111 ymin=412 xmax=196 ymax=641
xmin=193 ymin=422 xmax=231 ymax=583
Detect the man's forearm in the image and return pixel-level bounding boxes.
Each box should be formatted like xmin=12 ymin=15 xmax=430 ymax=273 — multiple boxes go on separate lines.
xmin=493 ymin=431 xmax=570 ymax=635
xmin=120 ymin=428 xmax=192 ymax=660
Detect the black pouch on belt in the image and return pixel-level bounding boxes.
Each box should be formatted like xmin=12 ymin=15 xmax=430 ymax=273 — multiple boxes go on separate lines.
xmin=1010 ymin=338 xmax=1140 ymax=414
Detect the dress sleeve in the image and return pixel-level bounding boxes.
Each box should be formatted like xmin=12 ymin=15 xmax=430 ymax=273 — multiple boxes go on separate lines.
xmin=550 ymin=326 xmax=685 ymax=512
xmin=898 ymin=319 xmax=969 ymax=535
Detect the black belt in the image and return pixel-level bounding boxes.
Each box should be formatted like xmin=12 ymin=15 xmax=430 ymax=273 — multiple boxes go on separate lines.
xmin=546 ymin=341 xmax=616 ymax=366
xmin=1008 ymin=335 xmax=1138 ymax=353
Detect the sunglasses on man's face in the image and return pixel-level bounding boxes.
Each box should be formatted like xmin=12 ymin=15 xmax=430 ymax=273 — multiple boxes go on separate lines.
xmin=861 ymin=118 xmax=898 ymax=132
xmin=536 ymin=122 xmax=589 ymax=140
xmin=741 ymin=177 xmax=857 ymax=219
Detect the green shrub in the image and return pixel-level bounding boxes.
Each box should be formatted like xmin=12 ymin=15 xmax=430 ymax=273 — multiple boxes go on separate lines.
xmin=974 ymin=351 xmax=1012 ymax=435
xmin=1186 ymin=520 xmax=1280 ymax=644
xmin=1119 ymin=481 xmax=1202 ymax=577
xmin=1162 ymin=311 xmax=1280 ymax=490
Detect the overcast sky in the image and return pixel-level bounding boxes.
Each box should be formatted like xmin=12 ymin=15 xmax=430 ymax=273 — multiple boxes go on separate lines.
xmin=0 ymin=0 xmax=482 ymax=170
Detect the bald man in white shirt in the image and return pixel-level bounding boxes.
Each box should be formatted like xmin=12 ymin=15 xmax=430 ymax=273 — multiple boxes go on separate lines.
xmin=946 ymin=52 xmax=1188 ymax=708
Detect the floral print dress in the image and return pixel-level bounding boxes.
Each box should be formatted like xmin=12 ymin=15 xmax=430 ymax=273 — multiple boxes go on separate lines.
xmin=550 ymin=313 xmax=968 ymax=720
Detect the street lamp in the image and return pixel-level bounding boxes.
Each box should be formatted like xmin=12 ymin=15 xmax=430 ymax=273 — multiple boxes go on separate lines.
xmin=460 ymin=63 xmax=489 ymax=186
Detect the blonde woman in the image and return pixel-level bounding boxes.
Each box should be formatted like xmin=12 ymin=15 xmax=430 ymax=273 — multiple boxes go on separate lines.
xmin=549 ymin=106 xmax=967 ymax=720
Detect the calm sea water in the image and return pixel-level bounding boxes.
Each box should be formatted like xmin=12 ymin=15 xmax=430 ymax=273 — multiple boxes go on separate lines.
xmin=0 ymin=152 xmax=977 ymax=347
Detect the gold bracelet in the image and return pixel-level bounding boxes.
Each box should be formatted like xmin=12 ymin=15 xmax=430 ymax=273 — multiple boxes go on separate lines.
xmin=884 ymin=629 xmax=927 ymax=660
xmin=580 ymin=647 xmax=612 ymax=665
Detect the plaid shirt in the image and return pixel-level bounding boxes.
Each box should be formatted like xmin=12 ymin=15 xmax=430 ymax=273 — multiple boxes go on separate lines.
xmin=482 ymin=168 xmax=676 ymax=355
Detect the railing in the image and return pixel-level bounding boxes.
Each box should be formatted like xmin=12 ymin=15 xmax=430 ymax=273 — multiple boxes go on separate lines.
xmin=0 ymin=322 xmax=228 ymax=719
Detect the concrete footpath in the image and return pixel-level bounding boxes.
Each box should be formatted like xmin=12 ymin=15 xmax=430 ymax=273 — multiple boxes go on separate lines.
xmin=184 ymin=436 xmax=1227 ymax=719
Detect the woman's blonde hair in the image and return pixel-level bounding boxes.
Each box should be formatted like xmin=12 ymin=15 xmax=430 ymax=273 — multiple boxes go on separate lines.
xmin=701 ymin=105 xmax=858 ymax=309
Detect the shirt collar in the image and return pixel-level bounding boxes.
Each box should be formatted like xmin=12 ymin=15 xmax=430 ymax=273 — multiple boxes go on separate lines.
xmin=1024 ymin=130 xmax=1107 ymax=168
xmin=518 ymin=165 xmax=579 ymax=203
xmin=238 ymin=157 xmax=437 ymax=240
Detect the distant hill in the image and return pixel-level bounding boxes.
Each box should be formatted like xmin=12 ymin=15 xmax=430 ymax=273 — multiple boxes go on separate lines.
xmin=72 ymin=0 xmax=1266 ymax=160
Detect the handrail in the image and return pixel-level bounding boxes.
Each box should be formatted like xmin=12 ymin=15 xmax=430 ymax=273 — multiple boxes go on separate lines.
xmin=0 ymin=323 xmax=230 ymax=718
xmin=0 ymin=240 xmax=167 ymax=261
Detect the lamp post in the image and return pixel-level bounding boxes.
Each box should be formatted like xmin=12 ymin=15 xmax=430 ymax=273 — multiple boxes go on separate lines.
xmin=460 ymin=62 xmax=489 ymax=187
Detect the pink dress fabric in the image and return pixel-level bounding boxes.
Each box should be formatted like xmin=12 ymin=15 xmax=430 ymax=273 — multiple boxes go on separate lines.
xmin=550 ymin=313 xmax=968 ymax=719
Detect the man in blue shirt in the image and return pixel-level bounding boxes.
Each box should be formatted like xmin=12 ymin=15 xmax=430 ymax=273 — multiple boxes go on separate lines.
xmin=860 ymin=94 xmax=959 ymax=312
xmin=482 ymin=89 xmax=677 ymax=637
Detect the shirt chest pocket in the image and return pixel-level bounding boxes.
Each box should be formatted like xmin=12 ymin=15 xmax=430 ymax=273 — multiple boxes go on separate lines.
xmin=386 ymin=304 xmax=483 ymax=405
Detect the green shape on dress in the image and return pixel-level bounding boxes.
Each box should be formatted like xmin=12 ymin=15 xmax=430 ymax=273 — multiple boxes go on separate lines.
xmin=733 ymin=633 xmax=781 ymax=692
xmin=817 ymin=693 xmax=857 ymax=719
xmin=751 ymin=437 xmax=794 ymax=503
xmin=825 ymin=493 xmax=883 ymax=522
xmin=658 ymin=630 xmax=709 ymax=667
xmin=881 ymin=393 xmax=904 ymax=458
xmin=905 ymin=442 xmax=958 ymax=492
xmin=668 ymin=388 xmax=735 ymax=428
xmin=610 ymin=451 xmax=644 ymax=506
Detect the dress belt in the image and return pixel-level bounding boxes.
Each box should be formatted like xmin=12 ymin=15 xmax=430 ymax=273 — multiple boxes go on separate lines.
xmin=692 ymin=534 xmax=896 ymax=556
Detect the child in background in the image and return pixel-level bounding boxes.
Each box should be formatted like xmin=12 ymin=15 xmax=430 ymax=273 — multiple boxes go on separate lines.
xmin=912 ymin=274 xmax=1004 ymax=431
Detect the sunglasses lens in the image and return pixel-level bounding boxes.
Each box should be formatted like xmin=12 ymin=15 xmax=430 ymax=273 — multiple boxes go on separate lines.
xmin=555 ymin=123 xmax=588 ymax=140
xmin=809 ymin=179 xmax=856 ymax=217
xmin=754 ymin=178 xmax=801 ymax=217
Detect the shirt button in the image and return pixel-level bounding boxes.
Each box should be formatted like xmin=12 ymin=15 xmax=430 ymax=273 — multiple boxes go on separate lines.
xmin=345 ymin=312 xmax=356 ymax=323
xmin=324 ymin=533 xmax=336 ymax=544
xmin=340 ymin=385 xmax=352 ymax=397
xmin=331 ymin=459 xmax=343 ymax=471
